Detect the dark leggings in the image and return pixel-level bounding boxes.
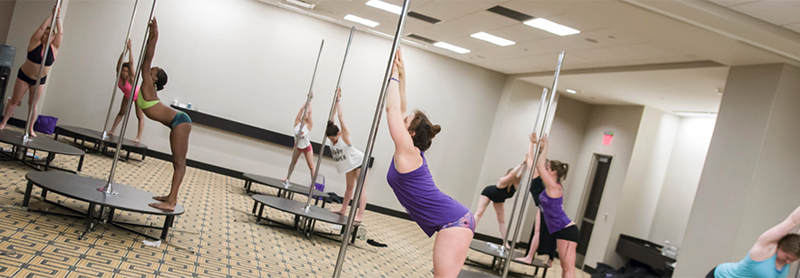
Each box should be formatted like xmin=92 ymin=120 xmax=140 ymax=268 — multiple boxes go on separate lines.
xmin=705 ymin=267 xmax=716 ymax=278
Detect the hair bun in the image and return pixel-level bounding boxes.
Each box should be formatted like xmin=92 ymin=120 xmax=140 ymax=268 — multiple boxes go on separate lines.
xmin=431 ymin=124 xmax=442 ymax=136
xmin=327 ymin=120 xmax=335 ymax=127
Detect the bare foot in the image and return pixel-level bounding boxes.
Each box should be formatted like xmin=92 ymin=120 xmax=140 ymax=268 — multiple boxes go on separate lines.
xmin=132 ymin=137 xmax=141 ymax=143
xmin=331 ymin=209 xmax=345 ymax=215
xmin=149 ymin=202 xmax=176 ymax=211
xmin=0 ymin=123 xmax=5 ymax=130
xmin=514 ymin=257 xmax=533 ymax=264
xmin=28 ymin=130 xmax=37 ymax=137
xmin=354 ymin=216 xmax=363 ymax=223
xmin=545 ymin=260 xmax=553 ymax=268
xmin=152 ymin=195 xmax=169 ymax=202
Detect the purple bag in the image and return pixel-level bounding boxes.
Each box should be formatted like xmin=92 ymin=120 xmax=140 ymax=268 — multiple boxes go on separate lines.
xmin=315 ymin=175 xmax=325 ymax=200
xmin=33 ymin=115 xmax=58 ymax=135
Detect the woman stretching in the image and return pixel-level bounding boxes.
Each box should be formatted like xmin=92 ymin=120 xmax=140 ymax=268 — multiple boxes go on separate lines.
xmin=108 ymin=39 xmax=145 ymax=142
xmin=327 ymin=88 xmax=367 ymax=223
xmin=536 ymin=135 xmax=576 ymax=278
xmin=385 ymin=48 xmax=473 ymax=278
xmin=516 ymin=135 xmax=557 ymax=267
xmin=138 ymin=18 xmax=192 ymax=211
xmin=0 ymin=6 xmax=63 ymax=136
xmin=281 ymin=97 xmax=315 ymax=186
xmin=474 ymin=135 xmax=537 ymax=247
xmin=707 ymin=205 xmax=800 ymax=278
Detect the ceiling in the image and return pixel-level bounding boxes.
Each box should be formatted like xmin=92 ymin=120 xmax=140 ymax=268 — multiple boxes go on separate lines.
xmin=257 ymin=0 xmax=800 ymax=114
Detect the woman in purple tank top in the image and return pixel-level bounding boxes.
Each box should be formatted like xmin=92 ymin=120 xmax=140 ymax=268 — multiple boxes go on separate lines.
xmin=536 ymin=135 xmax=578 ymax=278
xmin=385 ymin=49 xmax=474 ymax=278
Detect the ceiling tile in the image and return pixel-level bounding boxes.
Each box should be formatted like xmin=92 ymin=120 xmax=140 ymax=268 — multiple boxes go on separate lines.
xmin=785 ymin=22 xmax=800 ymax=34
xmin=729 ymin=0 xmax=800 ymax=25
xmin=706 ymin=0 xmax=761 ymax=7
xmin=412 ymin=11 xmax=519 ymax=41
xmin=411 ymin=0 xmax=504 ymax=22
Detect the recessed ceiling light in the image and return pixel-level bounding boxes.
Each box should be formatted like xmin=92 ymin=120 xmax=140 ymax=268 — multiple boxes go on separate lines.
xmin=433 ymin=42 xmax=470 ymax=54
xmin=523 ymin=18 xmax=580 ymax=36
xmin=566 ymin=89 xmax=577 ymax=94
xmin=286 ymin=0 xmax=315 ymax=9
xmin=345 ymin=14 xmax=380 ymax=28
xmin=366 ymin=0 xmax=401 ymax=15
xmin=470 ymin=32 xmax=515 ymax=46
xmin=673 ymin=111 xmax=718 ymax=118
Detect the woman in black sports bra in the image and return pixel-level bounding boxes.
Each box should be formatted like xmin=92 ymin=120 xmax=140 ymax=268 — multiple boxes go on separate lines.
xmin=0 ymin=6 xmax=63 ymax=136
xmin=473 ymin=133 xmax=536 ymax=247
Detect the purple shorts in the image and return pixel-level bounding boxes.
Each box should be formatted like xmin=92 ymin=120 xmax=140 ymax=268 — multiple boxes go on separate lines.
xmin=440 ymin=211 xmax=476 ymax=233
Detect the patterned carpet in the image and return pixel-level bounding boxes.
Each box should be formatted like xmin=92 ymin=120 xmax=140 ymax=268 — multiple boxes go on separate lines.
xmin=0 ymin=126 xmax=568 ymax=278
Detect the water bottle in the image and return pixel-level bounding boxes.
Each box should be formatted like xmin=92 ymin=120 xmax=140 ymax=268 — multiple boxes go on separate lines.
xmin=356 ymin=225 xmax=367 ymax=240
xmin=661 ymin=240 xmax=670 ymax=256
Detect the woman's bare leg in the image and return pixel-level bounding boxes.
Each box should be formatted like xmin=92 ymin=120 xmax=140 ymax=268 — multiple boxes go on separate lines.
xmin=0 ymin=78 xmax=29 ymax=130
xmin=109 ymin=97 xmax=130 ymax=135
xmin=134 ymin=105 xmax=145 ymax=142
xmin=515 ymin=208 xmax=542 ymax=264
xmin=282 ymin=148 xmax=302 ymax=183
xmin=433 ymin=227 xmax=473 ymax=278
xmin=26 ymin=84 xmax=45 ymax=137
xmin=150 ymin=123 xmax=191 ymax=210
xmin=492 ymin=201 xmax=509 ymax=248
xmin=473 ymin=195 xmax=490 ymax=226
xmin=556 ymin=239 xmax=577 ymax=278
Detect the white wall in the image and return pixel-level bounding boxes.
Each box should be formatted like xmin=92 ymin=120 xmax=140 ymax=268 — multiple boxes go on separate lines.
xmin=603 ymin=107 xmax=679 ymax=267
xmin=567 ymin=105 xmax=643 ymax=269
xmin=8 ymin=0 xmax=507 ymax=212
xmin=676 ymin=64 xmax=800 ymax=277
xmin=0 ymin=0 xmax=16 ymax=44
xmin=649 ymin=116 xmax=716 ymax=248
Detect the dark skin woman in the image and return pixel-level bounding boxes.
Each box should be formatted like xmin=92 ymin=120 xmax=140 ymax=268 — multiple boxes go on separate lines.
xmin=139 ymin=18 xmax=192 ymax=211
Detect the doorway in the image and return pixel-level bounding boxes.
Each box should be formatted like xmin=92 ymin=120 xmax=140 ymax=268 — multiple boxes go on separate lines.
xmin=575 ymin=154 xmax=612 ymax=268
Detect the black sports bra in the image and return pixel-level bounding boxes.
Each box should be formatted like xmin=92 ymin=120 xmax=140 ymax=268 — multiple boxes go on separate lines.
xmin=27 ymin=44 xmax=55 ymax=66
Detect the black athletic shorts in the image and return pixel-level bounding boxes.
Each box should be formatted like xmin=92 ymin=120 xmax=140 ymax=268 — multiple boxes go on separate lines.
xmin=552 ymin=225 xmax=579 ymax=243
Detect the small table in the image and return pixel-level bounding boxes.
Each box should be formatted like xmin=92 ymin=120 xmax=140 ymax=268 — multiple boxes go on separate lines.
xmin=467 ymin=240 xmax=548 ymax=277
xmin=55 ymin=125 xmax=148 ymax=162
xmin=251 ymin=195 xmax=359 ymax=242
xmin=24 ymin=172 xmax=184 ymax=241
xmin=0 ymin=129 xmax=85 ymax=173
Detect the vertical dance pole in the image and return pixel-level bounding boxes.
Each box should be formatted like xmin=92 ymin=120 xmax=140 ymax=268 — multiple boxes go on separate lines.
xmin=304 ymin=26 xmax=356 ymax=212
xmin=22 ymin=0 xmax=64 ymax=141
xmin=282 ymin=40 xmax=325 ymax=188
xmin=100 ymin=0 xmax=158 ymax=194
xmin=101 ymin=0 xmax=141 ymax=139
xmin=501 ymin=51 xmax=565 ymax=278
xmin=332 ymin=0 xmax=410 ymax=277
xmin=498 ymin=88 xmax=547 ymax=255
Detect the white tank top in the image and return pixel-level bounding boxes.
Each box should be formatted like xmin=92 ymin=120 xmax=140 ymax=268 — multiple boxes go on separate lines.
xmin=294 ymin=123 xmax=311 ymax=149
xmin=330 ymin=139 xmax=364 ymax=173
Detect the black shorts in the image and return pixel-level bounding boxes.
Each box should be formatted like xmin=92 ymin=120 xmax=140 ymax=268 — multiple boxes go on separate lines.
xmin=552 ymin=225 xmax=579 ymax=243
xmin=705 ymin=267 xmax=716 ymax=278
xmin=18 ymin=68 xmax=46 ymax=85
xmin=480 ymin=185 xmax=514 ymax=203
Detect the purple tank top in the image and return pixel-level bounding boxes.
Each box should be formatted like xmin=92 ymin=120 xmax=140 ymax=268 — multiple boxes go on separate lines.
xmin=539 ymin=189 xmax=572 ymax=234
xmin=386 ymin=151 xmax=469 ymax=237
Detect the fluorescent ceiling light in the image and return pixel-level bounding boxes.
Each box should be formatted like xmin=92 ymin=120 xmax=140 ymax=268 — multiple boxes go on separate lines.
xmin=345 ymin=14 xmax=379 ymax=28
xmin=286 ymin=0 xmax=315 ymax=9
xmin=672 ymin=111 xmax=718 ymax=118
xmin=524 ymin=18 xmax=580 ymax=36
xmin=366 ymin=0 xmax=401 ymax=15
xmin=433 ymin=42 xmax=470 ymax=54
xmin=470 ymin=32 xmax=515 ymax=46
xmin=565 ymin=89 xmax=577 ymax=94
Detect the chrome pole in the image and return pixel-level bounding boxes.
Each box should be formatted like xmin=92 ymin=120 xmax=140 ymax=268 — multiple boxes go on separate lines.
xmin=102 ymin=0 xmax=141 ymax=139
xmin=502 ymin=51 xmax=565 ymax=278
xmin=283 ymin=40 xmax=324 ymax=188
xmin=101 ymin=0 xmax=158 ymax=194
xmin=23 ymin=0 xmax=64 ymax=142
xmin=498 ymin=88 xmax=547 ymax=255
xmin=304 ymin=26 xmax=356 ymax=212
xmin=332 ymin=0 xmax=410 ymax=276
